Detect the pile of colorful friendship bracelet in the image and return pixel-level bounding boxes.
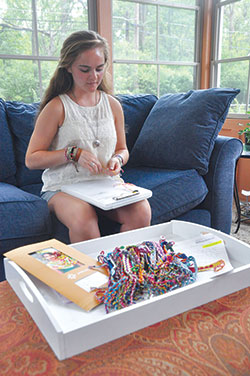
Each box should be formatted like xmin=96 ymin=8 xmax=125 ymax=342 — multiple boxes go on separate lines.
xmin=95 ymin=237 xmax=198 ymax=313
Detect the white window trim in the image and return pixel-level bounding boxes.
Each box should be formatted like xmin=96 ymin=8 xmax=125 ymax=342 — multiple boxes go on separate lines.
xmin=211 ymin=0 xmax=250 ymax=114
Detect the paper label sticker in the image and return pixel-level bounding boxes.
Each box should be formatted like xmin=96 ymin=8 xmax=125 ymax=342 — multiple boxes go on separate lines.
xmin=75 ymin=272 xmax=108 ymax=293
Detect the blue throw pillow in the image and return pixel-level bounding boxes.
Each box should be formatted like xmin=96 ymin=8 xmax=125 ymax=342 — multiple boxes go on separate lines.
xmin=116 ymin=94 xmax=158 ymax=153
xmin=0 ymin=99 xmax=16 ymax=185
xmin=6 ymin=101 xmax=43 ymax=187
xmin=129 ymin=88 xmax=240 ymax=175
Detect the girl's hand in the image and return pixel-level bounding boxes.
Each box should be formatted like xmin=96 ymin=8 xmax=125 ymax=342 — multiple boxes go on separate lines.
xmin=105 ymin=156 xmax=122 ymax=176
xmin=78 ymin=149 xmax=102 ymax=174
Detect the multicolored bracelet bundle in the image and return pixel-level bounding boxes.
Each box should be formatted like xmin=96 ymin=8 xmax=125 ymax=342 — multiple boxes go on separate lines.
xmin=65 ymin=145 xmax=82 ymax=162
xmin=95 ymin=237 xmax=198 ymax=313
xmin=65 ymin=146 xmax=81 ymax=172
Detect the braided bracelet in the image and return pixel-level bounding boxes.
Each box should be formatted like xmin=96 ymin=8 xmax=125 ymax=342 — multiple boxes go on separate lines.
xmin=112 ymin=154 xmax=123 ymax=166
xmin=65 ymin=146 xmax=77 ymax=161
xmin=65 ymin=146 xmax=80 ymax=172
xmin=95 ymin=237 xmax=198 ymax=313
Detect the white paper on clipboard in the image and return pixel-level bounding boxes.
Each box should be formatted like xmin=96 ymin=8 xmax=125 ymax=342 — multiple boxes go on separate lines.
xmin=61 ymin=177 xmax=152 ymax=210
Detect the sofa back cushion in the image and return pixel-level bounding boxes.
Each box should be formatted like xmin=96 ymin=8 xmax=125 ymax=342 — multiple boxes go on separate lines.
xmin=129 ymin=88 xmax=240 ymax=175
xmin=6 ymin=101 xmax=43 ymax=187
xmin=116 ymin=94 xmax=158 ymax=153
xmin=123 ymin=166 xmax=208 ymax=225
xmin=0 ymin=99 xmax=17 ymax=185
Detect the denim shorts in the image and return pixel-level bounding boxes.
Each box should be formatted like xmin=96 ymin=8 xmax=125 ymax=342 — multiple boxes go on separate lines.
xmin=40 ymin=190 xmax=60 ymax=202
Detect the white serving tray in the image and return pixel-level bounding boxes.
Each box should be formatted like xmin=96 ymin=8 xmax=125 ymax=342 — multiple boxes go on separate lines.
xmin=4 ymin=220 xmax=250 ymax=360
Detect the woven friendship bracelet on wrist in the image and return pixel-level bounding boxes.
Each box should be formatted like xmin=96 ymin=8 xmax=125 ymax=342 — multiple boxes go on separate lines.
xmin=113 ymin=154 xmax=123 ymax=166
xmin=65 ymin=146 xmax=78 ymax=162
xmin=65 ymin=146 xmax=79 ymax=172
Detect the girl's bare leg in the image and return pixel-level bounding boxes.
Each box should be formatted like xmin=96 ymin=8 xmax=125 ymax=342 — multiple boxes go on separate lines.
xmin=48 ymin=192 xmax=100 ymax=243
xmin=105 ymin=199 xmax=152 ymax=232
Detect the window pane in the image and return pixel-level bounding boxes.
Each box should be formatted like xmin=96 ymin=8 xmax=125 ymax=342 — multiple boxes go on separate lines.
xmin=0 ymin=59 xmax=40 ymax=102
xmin=219 ymin=61 xmax=249 ymax=113
xmin=113 ymin=1 xmax=156 ymax=60
xmin=159 ymin=6 xmax=196 ymax=62
xmin=36 ymin=0 xmax=88 ymax=57
xmin=159 ymin=0 xmax=197 ymax=5
xmin=159 ymin=65 xmax=195 ymax=96
xmin=0 ymin=0 xmax=89 ymax=101
xmin=0 ymin=0 xmax=33 ymax=55
xmin=40 ymin=60 xmax=58 ymax=94
xmin=0 ymin=0 xmax=88 ymax=57
xmin=220 ymin=0 xmax=250 ymax=59
xmin=113 ymin=63 xmax=157 ymax=94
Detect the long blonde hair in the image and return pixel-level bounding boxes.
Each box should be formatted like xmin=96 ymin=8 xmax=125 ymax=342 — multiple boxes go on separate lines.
xmin=39 ymin=30 xmax=111 ymax=114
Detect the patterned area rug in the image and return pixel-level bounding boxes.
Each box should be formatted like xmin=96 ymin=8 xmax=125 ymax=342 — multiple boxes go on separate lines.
xmin=230 ymin=204 xmax=250 ymax=246
xmin=0 ymin=281 xmax=249 ymax=376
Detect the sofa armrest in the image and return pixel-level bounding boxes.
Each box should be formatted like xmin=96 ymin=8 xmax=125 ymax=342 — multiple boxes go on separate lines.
xmin=0 ymin=183 xmax=51 ymax=254
xmin=200 ymin=136 xmax=243 ymax=233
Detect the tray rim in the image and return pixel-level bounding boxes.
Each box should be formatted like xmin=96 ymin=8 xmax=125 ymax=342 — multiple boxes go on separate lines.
xmin=4 ymin=220 xmax=250 ymax=360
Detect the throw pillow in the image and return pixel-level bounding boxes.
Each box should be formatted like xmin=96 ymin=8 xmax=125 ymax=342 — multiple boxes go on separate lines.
xmin=6 ymin=101 xmax=43 ymax=187
xmin=116 ymin=94 xmax=158 ymax=153
xmin=0 ymin=99 xmax=17 ymax=185
xmin=129 ymin=88 xmax=240 ymax=175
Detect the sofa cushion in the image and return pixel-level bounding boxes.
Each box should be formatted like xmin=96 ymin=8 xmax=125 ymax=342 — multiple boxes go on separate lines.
xmin=117 ymin=94 xmax=158 ymax=153
xmin=0 ymin=183 xmax=51 ymax=241
xmin=21 ymin=183 xmax=43 ymax=197
xmin=122 ymin=167 xmax=208 ymax=224
xmin=0 ymin=99 xmax=16 ymax=185
xmin=5 ymin=101 xmax=43 ymax=187
xmin=176 ymin=209 xmax=211 ymax=228
xmin=129 ymin=88 xmax=240 ymax=175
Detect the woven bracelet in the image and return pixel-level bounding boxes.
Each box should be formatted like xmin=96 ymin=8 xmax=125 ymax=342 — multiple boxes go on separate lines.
xmin=113 ymin=154 xmax=123 ymax=166
xmin=65 ymin=146 xmax=78 ymax=162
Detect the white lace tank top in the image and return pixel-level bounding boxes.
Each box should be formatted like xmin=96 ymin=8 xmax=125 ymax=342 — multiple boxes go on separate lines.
xmin=41 ymin=91 xmax=117 ymax=192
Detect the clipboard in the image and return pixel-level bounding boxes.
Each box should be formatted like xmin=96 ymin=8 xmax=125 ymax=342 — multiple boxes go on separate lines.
xmin=61 ymin=177 xmax=152 ymax=210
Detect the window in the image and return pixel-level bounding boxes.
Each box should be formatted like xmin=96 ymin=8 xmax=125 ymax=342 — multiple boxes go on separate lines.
xmin=112 ymin=0 xmax=201 ymax=96
xmin=0 ymin=0 xmax=89 ymax=102
xmin=211 ymin=0 xmax=250 ymax=114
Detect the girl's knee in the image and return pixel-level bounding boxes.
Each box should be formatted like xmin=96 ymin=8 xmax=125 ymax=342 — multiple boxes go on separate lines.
xmin=125 ymin=200 xmax=151 ymax=228
xmin=138 ymin=200 xmax=152 ymax=226
xmin=69 ymin=205 xmax=100 ymax=240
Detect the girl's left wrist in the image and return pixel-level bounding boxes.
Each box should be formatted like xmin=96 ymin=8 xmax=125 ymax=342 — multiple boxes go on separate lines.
xmin=112 ymin=153 xmax=123 ymax=166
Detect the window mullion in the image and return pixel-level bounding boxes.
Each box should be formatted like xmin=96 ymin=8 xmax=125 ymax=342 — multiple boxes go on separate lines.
xmin=88 ymin=0 xmax=98 ymax=30
xmin=156 ymin=3 xmax=160 ymax=97
xmin=246 ymin=61 xmax=250 ymax=112
xmin=32 ymin=0 xmax=43 ymax=98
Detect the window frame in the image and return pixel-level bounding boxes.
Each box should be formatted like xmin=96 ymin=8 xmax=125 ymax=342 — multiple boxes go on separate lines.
xmin=0 ymin=0 xmax=91 ymax=100
xmin=211 ymin=0 xmax=250 ymax=116
xmin=111 ymin=0 xmax=203 ymax=97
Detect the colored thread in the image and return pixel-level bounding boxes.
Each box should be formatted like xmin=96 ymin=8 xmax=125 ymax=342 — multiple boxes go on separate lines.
xmin=198 ymin=259 xmax=225 ymax=272
xmin=95 ymin=237 xmax=198 ymax=313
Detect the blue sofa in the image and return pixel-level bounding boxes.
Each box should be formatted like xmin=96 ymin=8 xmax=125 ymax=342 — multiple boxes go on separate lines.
xmin=0 ymin=88 xmax=243 ymax=281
